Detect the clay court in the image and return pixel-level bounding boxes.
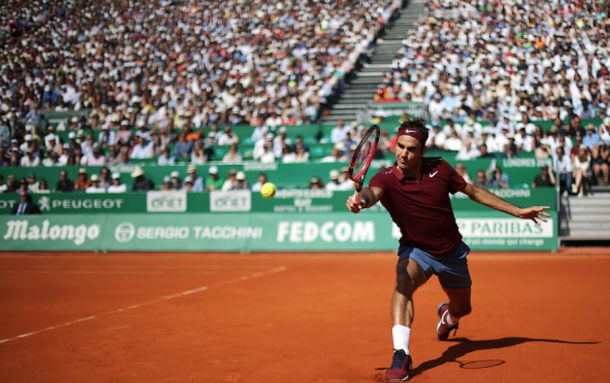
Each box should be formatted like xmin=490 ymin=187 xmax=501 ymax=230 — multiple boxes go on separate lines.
xmin=1 ymin=250 xmax=609 ymax=383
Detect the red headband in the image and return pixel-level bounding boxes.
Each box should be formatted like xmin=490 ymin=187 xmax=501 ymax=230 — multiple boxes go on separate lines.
xmin=396 ymin=127 xmax=426 ymax=147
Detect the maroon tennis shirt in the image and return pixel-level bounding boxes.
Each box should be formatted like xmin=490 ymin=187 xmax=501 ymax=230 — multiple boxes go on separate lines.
xmin=368 ymin=157 xmax=467 ymax=256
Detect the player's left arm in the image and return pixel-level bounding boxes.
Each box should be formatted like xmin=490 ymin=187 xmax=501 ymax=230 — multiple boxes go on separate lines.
xmin=461 ymin=184 xmax=551 ymax=226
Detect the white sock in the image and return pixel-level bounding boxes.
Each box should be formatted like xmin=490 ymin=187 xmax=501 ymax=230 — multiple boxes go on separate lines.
xmin=392 ymin=325 xmax=411 ymax=354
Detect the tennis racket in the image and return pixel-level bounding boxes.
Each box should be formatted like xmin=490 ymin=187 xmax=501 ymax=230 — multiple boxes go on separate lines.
xmin=348 ymin=125 xmax=380 ymax=206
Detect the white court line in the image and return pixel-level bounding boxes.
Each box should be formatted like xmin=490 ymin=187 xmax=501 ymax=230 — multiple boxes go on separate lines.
xmin=0 ymin=265 xmax=287 ymax=345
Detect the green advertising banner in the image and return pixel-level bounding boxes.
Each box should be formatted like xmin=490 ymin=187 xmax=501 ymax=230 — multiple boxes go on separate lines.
xmin=0 ymin=211 xmax=558 ymax=252
xmin=0 ymin=188 xmax=556 ymax=215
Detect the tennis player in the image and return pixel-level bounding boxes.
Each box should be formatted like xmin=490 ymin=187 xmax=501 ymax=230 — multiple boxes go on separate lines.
xmin=346 ymin=118 xmax=550 ymax=381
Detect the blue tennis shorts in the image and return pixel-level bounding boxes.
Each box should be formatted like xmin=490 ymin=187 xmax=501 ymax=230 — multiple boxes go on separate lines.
xmin=397 ymin=241 xmax=472 ymax=289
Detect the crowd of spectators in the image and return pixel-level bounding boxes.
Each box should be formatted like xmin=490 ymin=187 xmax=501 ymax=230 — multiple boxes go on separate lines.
xmin=1 ymin=0 xmax=401 ymax=136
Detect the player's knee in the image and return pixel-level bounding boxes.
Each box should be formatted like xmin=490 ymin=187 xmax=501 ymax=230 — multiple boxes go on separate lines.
xmin=395 ymin=272 xmax=414 ymax=295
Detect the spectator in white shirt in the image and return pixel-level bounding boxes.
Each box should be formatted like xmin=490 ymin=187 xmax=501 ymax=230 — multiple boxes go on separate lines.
xmin=130 ymin=135 xmax=152 ymax=159
xmin=443 ymin=132 xmax=463 ymax=152
xmin=273 ymin=127 xmax=292 ymax=157
xmin=250 ymin=173 xmax=268 ymax=193
xmin=98 ymin=126 xmax=115 ymax=148
xmin=86 ymin=146 xmax=107 ymax=166
xmin=217 ymin=127 xmax=240 ymax=146
xmin=514 ymin=128 xmax=533 ymax=152
xmin=455 ymin=141 xmax=481 ymax=160
xmin=554 ymin=146 xmax=573 ymax=197
xmin=321 ymin=142 xmax=349 ymax=162
xmin=20 ymin=148 xmax=40 ymax=167
xmin=326 ymin=170 xmax=343 ymax=191
xmin=86 ymin=175 xmax=107 ymax=193
xmin=107 ymin=173 xmax=127 ymax=193
xmin=330 ymin=120 xmax=352 ymax=144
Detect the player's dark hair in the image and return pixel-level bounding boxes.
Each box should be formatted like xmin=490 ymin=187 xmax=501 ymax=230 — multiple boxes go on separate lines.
xmin=398 ymin=117 xmax=429 ymax=144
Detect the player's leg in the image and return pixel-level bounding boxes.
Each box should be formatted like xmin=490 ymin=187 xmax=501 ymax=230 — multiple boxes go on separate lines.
xmin=435 ymin=242 xmax=473 ymax=341
xmin=386 ymin=247 xmax=430 ymax=381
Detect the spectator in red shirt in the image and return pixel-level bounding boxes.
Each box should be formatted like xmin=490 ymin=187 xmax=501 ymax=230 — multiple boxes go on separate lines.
xmin=346 ymin=118 xmax=550 ymax=382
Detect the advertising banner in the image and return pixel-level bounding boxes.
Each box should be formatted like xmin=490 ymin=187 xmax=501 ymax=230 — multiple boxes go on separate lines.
xmin=0 ymin=211 xmax=557 ymax=252
xmin=0 ymin=189 xmax=556 ymax=215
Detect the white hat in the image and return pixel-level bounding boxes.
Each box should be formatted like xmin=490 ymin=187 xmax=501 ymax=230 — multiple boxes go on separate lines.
xmin=519 ymin=105 xmax=527 ymax=112
xmin=68 ymin=132 xmax=76 ymax=139
xmin=170 ymin=171 xmax=180 ymax=178
xmin=47 ymin=134 xmax=56 ymax=141
xmin=600 ymin=103 xmax=607 ymax=109
xmin=209 ymin=165 xmax=218 ymax=174
xmin=265 ymin=133 xmax=274 ymax=140
xmin=25 ymin=125 xmax=33 ymax=131
xmin=90 ymin=174 xmax=100 ymax=182
xmin=604 ymin=117 xmax=610 ymax=126
xmin=184 ymin=176 xmax=194 ymax=184
xmin=131 ymin=166 xmax=144 ymax=177
xmin=235 ymin=171 xmax=246 ymax=181
xmin=330 ymin=170 xmax=340 ymax=179
xmin=187 ymin=164 xmax=197 ymax=173
xmin=279 ymin=126 xmax=287 ymax=133
xmin=71 ymin=117 xmax=79 ymax=123
xmin=334 ymin=142 xmax=346 ymax=151
xmin=112 ymin=172 xmax=121 ymax=179
xmin=25 ymin=134 xmax=33 ymax=141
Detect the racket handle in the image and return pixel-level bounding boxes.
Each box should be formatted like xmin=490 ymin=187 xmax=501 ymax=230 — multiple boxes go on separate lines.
xmin=353 ymin=190 xmax=362 ymax=206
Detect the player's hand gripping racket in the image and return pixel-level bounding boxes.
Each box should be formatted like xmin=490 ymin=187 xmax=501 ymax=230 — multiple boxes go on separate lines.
xmin=348 ymin=125 xmax=380 ymax=207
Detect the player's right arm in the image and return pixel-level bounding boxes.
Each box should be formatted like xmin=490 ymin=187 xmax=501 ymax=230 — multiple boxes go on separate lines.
xmin=346 ymin=186 xmax=383 ymax=213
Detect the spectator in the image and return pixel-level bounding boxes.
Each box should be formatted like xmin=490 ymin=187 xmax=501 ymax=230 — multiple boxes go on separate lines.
xmin=36 ymin=179 xmax=51 ymax=194
xmin=205 ymin=166 xmax=224 ymax=191
xmin=331 ymin=120 xmax=351 ymax=144
xmin=599 ymin=118 xmax=610 ymax=145
xmin=259 ymin=144 xmax=277 ymax=163
xmin=223 ymin=143 xmax=243 ymax=164
xmin=500 ymin=144 xmax=519 ymax=159
xmin=158 ymin=147 xmax=176 ymax=166
xmin=86 ymin=147 xmax=107 ymax=166
xmin=554 ymin=146 xmax=573 ymax=197
xmin=130 ymin=135 xmax=152 ymax=159
xmin=293 ymin=143 xmax=310 ymax=163
xmin=107 ymin=173 xmax=127 ymax=193
xmin=280 ymin=144 xmax=296 ymax=163
xmin=321 ymin=143 xmax=348 ymax=162
xmin=455 ymin=163 xmax=473 ymax=185
xmin=26 ymin=172 xmax=39 ymax=193
xmin=221 ymin=170 xmax=238 ymax=191
xmin=232 ymin=172 xmax=249 ymax=190
xmin=183 ymin=177 xmax=195 ymax=192
xmin=191 ymin=142 xmax=208 ymax=165
xmin=98 ymin=126 xmax=115 ymax=148
xmin=131 ymin=167 xmax=154 ymax=192
xmin=9 ymin=148 xmax=22 ymax=167
xmin=455 ymin=141 xmax=480 ymax=161
xmin=487 ymin=166 xmax=509 ymax=189
xmin=592 ymin=142 xmax=609 ymax=186
xmin=273 ymin=127 xmax=292 ymax=157
xmin=326 ymin=170 xmax=343 ymax=191
xmin=11 ymin=191 xmax=40 ymax=215
xmin=573 ymin=145 xmax=592 ymax=198
xmin=99 ymin=167 xmax=112 ymax=190
xmin=532 ymin=166 xmax=556 ymax=189
xmin=0 ymin=175 xmax=6 ymax=193
xmin=45 ymin=134 xmax=62 ymax=155
xmin=0 ymin=147 xmax=7 ymax=166
xmin=170 ymin=171 xmax=182 ymax=190
xmin=56 ymin=170 xmax=75 ymax=193
xmin=81 ymin=134 xmax=95 ymax=157
xmin=86 ymin=175 xmax=107 ymax=193
xmin=583 ymin=124 xmax=601 ymax=149
xmin=173 ymin=132 xmax=193 ymax=159
xmin=217 ymin=127 xmax=240 ymax=146
xmin=161 ymin=176 xmax=173 ymax=191
xmin=185 ymin=165 xmax=204 ymax=192
xmin=250 ymin=173 xmax=268 ymax=193
xmin=20 ymin=148 xmax=40 ymax=167
xmin=74 ymin=169 xmax=91 ymax=191
xmin=478 ymin=143 xmax=495 ymax=159
xmin=309 ymin=177 xmax=325 ymax=190
xmin=149 ymin=134 xmax=166 ymax=158
xmin=473 ymin=170 xmax=489 ymax=188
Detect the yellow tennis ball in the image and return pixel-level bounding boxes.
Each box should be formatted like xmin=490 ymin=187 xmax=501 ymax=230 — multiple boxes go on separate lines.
xmin=261 ymin=182 xmax=276 ymax=199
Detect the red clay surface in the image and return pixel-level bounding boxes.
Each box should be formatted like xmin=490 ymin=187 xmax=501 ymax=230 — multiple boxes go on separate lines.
xmin=0 ymin=249 xmax=609 ymax=383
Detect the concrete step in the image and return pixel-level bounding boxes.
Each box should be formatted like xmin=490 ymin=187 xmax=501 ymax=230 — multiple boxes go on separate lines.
xmin=559 ymin=206 xmax=610 ymax=217
xmin=559 ymin=214 xmax=610 ymax=222
xmin=559 ymin=229 xmax=610 ymax=238
xmin=561 ymin=197 xmax=610 ymax=205
xmin=332 ymin=103 xmax=367 ymax=109
xmin=340 ymin=93 xmax=374 ymax=100
xmin=560 ymin=221 xmax=610 ymax=229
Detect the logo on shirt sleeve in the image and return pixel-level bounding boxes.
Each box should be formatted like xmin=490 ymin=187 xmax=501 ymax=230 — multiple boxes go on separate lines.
xmin=429 ymin=171 xmax=439 ymax=178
